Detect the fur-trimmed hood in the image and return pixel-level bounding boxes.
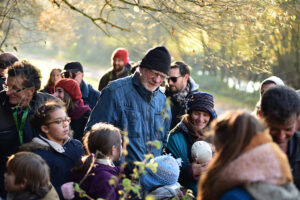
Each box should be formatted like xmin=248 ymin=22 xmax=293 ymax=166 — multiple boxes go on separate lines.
xmin=200 ymin=132 xmax=297 ymax=200
xmin=20 ymin=136 xmax=71 ymax=153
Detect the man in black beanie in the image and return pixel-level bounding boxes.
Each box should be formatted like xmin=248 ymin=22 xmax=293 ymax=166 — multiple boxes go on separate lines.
xmin=85 ymin=46 xmax=172 ymax=181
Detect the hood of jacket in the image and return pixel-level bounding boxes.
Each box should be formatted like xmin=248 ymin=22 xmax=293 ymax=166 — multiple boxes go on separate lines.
xmin=188 ymin=76 xmax=199 ymax=92
xmin=40 ymin=185 xmax=60 ymax=200
xmin=147 ymin=183 xmax=181 ymax=200
xmin=20 ymin=136 xmax=71 ymax=153
xmin=245 ymin=182 xmax=300 ymax=200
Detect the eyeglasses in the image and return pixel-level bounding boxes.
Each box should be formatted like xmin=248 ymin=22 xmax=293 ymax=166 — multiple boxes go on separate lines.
xmin=45 ymin=117 xmax=71 ymax=126
xmin=3 ymin=85 xmax=27 ymax=93
xmin=167 ymin=76 xmax=182 ymax=83
xmin=148 ymin=69 xmax=168 ymax=80
xmin=62 ymin=70 xmax=78 ymax=79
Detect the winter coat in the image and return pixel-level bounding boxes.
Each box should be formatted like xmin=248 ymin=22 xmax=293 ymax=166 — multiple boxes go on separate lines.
xmin=70 ymin=161 xmax=122 ymax=200
xmin=68 ymin=99 xmax=91 ymax=141
xmin=288 ymin=131 xmax=300 ymax=190
xmin=6 ymin=185 xmax=59 ymax=200
xmin=85 ymin=72 xmax=171 ymax=173
xmin=200 ymin=131 xmax=300 ymax=200
xmin=20 ymin=136 xmax=84 ymax=199
xmin=98 ymin=63 xmax=131 ymax=91
xmin=165 ymin=77 xmax=199 ymax=129
xmin=165 ymin=121 xmax=200 ymax=196
xmin=80 ymin=80 xmax=100 ymax=110
xmin=0 ymin=91 xmax=56 ymax=198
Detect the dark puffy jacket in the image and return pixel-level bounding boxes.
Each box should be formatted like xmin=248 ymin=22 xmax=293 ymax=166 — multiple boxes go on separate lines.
xmin=0 ymin=91 xmax=56 ymax=198
xmin=98 ymin=63 xmax=131 ymax=91
xmin=20 ymin=136 xmax=84 ymax=199
xmin=80 ymin=80 xmax=100 ymax=110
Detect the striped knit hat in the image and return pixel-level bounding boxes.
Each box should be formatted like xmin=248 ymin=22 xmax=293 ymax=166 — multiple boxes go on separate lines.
xmin=187 ymin=92 xmax=217 ymax=119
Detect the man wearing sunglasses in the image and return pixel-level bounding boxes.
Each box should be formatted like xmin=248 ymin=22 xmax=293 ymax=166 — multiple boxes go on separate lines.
xmin=85 ymin=46 xmax=172 ymax=179
xmin=165 ymin=61 xmax=199 ymax=129
xmin=63 ymin=62 xmax=100 ymax=110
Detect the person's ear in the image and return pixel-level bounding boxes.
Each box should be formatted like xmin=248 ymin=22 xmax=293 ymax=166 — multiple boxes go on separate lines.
xmin=111 ymin=145 xmax=116 ymax=156
xmin=19 ymin=179 xmax=27 ymax=190
xmin=41 ymin=125 xmax=49 ymax=134
xmin=26 ymin=86 xmax=35 ymax=96
xmin=257 ymin=110 xmax=263 ymax=119
xmin=183 ymin=74 xmax=189 ymax=82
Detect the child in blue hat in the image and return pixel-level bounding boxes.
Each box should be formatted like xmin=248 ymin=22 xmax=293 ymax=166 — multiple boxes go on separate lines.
xmin=141 ymin=154 xmax=182 ymax=199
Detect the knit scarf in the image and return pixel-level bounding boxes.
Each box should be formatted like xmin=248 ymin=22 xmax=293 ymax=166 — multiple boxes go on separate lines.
xmin=198 ymin=131 xmax=293 ymax=200
xmin=171 ymin=82 xmax=191 ymax=105
xmin=68 ymin=99 xmax=91 ymax=120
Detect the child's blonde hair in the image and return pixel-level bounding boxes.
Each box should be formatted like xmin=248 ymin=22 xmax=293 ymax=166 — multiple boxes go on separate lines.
xmin=6 ymin=152 xmax=51 ymax=196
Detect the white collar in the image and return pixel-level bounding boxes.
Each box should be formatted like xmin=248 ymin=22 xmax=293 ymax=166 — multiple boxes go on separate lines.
xmin=96 ymin=158 xmax=115 ymax=167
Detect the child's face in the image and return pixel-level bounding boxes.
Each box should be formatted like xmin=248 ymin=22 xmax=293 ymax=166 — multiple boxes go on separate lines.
xmin=54 ymin=87 xmax=65 ymax=101
xmin=42 ymin=108 xmax=70 ymax=145
xmin=4 ymin=171 xmax=24 ymax=192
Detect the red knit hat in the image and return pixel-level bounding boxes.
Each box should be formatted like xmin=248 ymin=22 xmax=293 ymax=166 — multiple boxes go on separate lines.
xmin=55 ymin=78 xmax=82 ymax=100
xmin=111 ymin=48 xmax=129 ymax=64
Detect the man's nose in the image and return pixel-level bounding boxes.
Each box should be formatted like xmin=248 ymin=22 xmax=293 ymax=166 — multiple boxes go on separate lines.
xmin=153 ymin=75 xmax=162 ymax=83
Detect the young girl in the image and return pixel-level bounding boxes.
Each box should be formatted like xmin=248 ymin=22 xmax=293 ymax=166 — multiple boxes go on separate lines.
xmin=4 ymin=151 xmax=59 ymax=200
xmin=20 ymin=100 xmax=84 ymax=199
xmin=62 ymin=122 xmax=123 ymax=200
xmin=41 ymin=68 xmax=62 ymax=94
xmin=197 ymin=111 xmax=300 ymax=200
xmin=55 ymin=78 xmax=91 ymax=141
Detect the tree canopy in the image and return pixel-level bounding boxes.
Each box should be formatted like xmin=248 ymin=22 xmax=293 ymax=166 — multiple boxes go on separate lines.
xmin=0 ymin=0 xmax=299 ymax=89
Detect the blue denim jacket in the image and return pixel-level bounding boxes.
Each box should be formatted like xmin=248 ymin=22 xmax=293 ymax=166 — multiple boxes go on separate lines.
xmin=85 ymin=72 xmax=171 ymax=163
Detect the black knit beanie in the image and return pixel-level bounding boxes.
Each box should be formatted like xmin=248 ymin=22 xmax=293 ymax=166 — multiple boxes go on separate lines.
xmin=140 ymin=46 xmax=171 ymax=75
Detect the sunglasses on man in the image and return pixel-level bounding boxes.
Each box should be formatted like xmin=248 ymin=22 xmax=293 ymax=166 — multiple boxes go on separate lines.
xmin=61 ymin=70 xmax=79 ymax=79
xmin=167 ymin=76 xmax=182 ymax=83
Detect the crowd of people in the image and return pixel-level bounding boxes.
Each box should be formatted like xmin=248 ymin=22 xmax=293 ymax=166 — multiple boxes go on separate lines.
xmin=0 ymin=46 xmax=299 ymax=200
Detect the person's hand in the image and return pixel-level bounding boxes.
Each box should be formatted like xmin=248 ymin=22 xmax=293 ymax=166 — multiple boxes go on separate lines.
xmin=61 ymin=182 xmax=75 ymax=200
xmin=192 ymin=159 xmax=209 ymax=176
